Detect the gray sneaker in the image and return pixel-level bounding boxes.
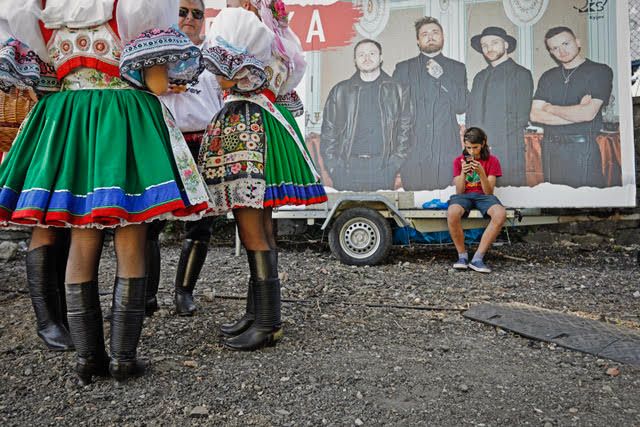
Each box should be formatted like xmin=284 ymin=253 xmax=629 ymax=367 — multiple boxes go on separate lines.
xmin=469 ymin=259 xmax=491 ymax=273
xmin=453 ymin=257 xmax=469 ymax=270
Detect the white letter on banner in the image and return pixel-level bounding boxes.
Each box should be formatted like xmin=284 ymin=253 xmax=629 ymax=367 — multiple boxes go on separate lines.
xmin=306 ymin=9 xmax=326 ymax=43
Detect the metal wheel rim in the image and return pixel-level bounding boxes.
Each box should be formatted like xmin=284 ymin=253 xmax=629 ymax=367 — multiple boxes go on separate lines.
xmin=339 ymin=217 xmax=381 ymax=260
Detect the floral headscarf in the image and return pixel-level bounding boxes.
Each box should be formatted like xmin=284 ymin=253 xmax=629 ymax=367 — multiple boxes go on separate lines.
xmin=250 ymin=0 xmax=305 ymax=93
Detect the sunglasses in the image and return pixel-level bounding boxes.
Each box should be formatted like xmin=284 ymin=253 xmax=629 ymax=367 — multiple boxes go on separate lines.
xmin=179 ymin=7 xmax=204 ymax=20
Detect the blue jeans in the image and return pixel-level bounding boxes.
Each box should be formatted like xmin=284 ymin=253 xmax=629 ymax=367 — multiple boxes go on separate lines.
xmin=448 ymin=193 xmax=502 ymax=218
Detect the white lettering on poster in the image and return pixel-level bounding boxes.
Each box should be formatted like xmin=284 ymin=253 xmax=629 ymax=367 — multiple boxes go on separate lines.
xmin=306 ymin=9 xmax=326 ymax=43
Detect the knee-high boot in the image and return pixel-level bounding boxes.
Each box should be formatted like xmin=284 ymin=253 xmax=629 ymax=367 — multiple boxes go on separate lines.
xmin=223 ymin=250 xmax=282 ymax=351
xmin=174 ymin=239 xmax=208 ymax=316
xmin=144 ymin=238 xmax=161 ymax=316
xmin=66 ymin=281 xmax=109 ymax=385
xmin=219 ymin=251 xmax=278 ymax=338
xmin=109 ymin=277 xmax=147 ymax=382
xmin=26 ymin=246 xmax=74 ymax=351
xmin=219 ymin=279 xmax=254 ymax=338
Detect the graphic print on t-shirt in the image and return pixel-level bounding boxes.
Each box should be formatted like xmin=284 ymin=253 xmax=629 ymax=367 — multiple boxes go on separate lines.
xmin=465 ymin=170 xmax=481 ymax=191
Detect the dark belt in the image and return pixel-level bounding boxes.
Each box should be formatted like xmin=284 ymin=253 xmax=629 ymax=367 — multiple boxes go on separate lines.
xmin=545 ymin=134 xmax=590 ymax=144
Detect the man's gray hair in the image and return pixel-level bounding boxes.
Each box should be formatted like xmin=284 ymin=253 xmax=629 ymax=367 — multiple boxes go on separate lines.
xmin=184 ymin=0 xmax=206 ymax=10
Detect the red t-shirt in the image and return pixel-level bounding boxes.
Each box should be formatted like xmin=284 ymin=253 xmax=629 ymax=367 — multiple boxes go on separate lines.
xmin=452 ymin=154 xmax=503 ymax=194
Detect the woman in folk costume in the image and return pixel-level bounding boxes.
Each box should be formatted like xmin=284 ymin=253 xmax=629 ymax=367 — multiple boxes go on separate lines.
xmin=0 ymin=0 xmax=209 ymax=383
xmin=199 ymin=0 xmax=327 ymax=350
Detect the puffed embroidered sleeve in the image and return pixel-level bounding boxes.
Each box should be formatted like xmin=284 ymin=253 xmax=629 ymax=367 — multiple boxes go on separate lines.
xmin=117 ymin=0 xmax=203 ymax=89
xmin=0 ymin=1 xmax=54 ymax=92
xmin=202 ymin=7 xmax=274 ymax=94
xmin=275 ymin=91 xmax=304 ymax=117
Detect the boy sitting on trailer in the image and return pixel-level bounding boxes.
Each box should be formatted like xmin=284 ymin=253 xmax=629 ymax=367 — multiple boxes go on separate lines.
xmin=446 ymin=127 xmax=507 ymax=273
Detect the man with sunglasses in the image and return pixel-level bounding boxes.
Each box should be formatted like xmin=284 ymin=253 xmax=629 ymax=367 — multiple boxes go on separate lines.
xmin=145 ymin=0 xmax=223 ymax=317
xmin=179 ymin=0 xmax=206 ymax=43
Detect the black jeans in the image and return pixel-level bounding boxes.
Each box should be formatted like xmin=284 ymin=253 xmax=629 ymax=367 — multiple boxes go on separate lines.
xmin=542 ymin=134 xmax=605 ymax=188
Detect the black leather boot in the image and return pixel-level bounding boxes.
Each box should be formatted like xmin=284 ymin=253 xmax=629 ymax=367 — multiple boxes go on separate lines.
xmin=144 ymin=238 xmax=161 ymax=316
xmin=109 ymin=277 xmax=148 ymax=382
xmin=66 ymin=281 xmax=109 ymax=385
xmin=174 ymin=239 xmax=208 ymax=316
xmin=219 ymin=250 xmax=278 ymax=337
xmin=224 ymin=251 xmax=282 ymax=351
xmin=26 ymin=246 xmax=74 ymax=351
xmin=219 ymin=279 xmax=254 ymax=338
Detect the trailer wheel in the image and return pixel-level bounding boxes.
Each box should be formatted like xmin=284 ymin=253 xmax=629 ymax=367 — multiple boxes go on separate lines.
xmin=328 ymin=207 xmax=392 ymax=265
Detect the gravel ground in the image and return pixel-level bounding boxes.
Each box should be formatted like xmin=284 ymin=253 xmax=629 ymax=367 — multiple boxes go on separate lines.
xmin=0 ymin=237 xmax=639 ymax=426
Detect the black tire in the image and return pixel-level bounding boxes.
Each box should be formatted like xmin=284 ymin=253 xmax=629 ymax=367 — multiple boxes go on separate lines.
xmin=328 ymin=207 xmax=392 ymax=266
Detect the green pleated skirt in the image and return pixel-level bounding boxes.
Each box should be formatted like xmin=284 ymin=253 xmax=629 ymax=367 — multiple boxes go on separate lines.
xmin=0 ymin=89 xmax=207 ymax=227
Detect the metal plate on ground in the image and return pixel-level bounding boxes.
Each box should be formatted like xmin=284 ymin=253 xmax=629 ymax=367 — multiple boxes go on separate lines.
xmin=464 ymin=303 xmax=640 ymax=366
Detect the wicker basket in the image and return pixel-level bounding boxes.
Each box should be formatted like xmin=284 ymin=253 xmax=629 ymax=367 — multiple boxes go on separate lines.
xmin=0 ymin=88 xmax=36 ymax=152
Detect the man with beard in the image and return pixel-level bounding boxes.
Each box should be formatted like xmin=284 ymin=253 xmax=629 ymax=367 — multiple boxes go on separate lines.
xmin=530 ymin=26 xmax=613 ymax=188
xmin=393 ymin=16 xmax=468 ymax=190
xmin=467 ymin=27 xmax=533 ymax=187
xmin=321 ymin=39 xmax=413 ymax=191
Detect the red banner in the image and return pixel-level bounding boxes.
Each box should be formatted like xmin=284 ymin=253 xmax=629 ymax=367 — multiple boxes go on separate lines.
xmin=205 ymin=2 xmax=362 ymax=52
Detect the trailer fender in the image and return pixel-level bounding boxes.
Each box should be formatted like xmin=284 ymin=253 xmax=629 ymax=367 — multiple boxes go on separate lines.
xmin=320 ymin=194 xmax=409 ymax=231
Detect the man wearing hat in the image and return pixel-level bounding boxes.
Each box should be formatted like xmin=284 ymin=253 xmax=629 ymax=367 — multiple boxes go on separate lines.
xmin=467 ymin=26 xmax=533 ymax=187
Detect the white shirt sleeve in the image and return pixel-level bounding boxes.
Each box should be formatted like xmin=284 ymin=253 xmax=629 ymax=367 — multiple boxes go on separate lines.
xmin=116 ymin=0 xmax=179 ymax=44
xmin=1 ymin=0 xmax=48 ymax=61
xmin=40 ymin=0 xmax=115 ymax=29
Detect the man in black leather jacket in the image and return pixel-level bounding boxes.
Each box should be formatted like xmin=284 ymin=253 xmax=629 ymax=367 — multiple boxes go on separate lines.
xmin=321 ymin=39 xmax=413 ymax=191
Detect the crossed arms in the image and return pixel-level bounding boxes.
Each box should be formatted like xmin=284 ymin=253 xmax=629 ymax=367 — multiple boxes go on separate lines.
xmin=530 ymin=95 xmax=604 ymax=126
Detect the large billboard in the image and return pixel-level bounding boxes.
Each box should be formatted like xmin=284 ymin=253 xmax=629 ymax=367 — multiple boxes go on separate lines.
xmin=205 ymin=0 xmax=636 ymax=208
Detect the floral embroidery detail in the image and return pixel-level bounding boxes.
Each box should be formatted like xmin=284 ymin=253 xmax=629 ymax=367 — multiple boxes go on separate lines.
xmin=276 ymin=91 xmax=304 ymax=117
xmin=47 ymin=24 xmax=122 ymax=77
xmin=200 ymin=103 xmax=267 ymax=213
xmin=60 ymin=40 xmax=73 ymax=54
xmin=60 ymin=68 xmax=130 ymax=91
xmin=158 ymin=102 xmax=210 ymax=205
xmin=225 ymin=92 xmax=320 ymax=180
xmin=93 ymin=39 xmax=109 ymax=55
xmin=120 ymin=26 xmax=203 ymax=88
xmin=76 ymin=35 xmax=90 ymax=51
xmin=209 ymin=136 xmax=222 ymax=152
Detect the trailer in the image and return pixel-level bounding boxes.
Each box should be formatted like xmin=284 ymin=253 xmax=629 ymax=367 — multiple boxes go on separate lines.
xmin=213 ymin=0 xmax=638 ymax=264
xmin=229 ymin=192 xmax=639 ymax=265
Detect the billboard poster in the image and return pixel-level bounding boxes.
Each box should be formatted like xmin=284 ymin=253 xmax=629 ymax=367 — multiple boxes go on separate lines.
xmin=204 ymin=0 xmax=636 ymax=208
